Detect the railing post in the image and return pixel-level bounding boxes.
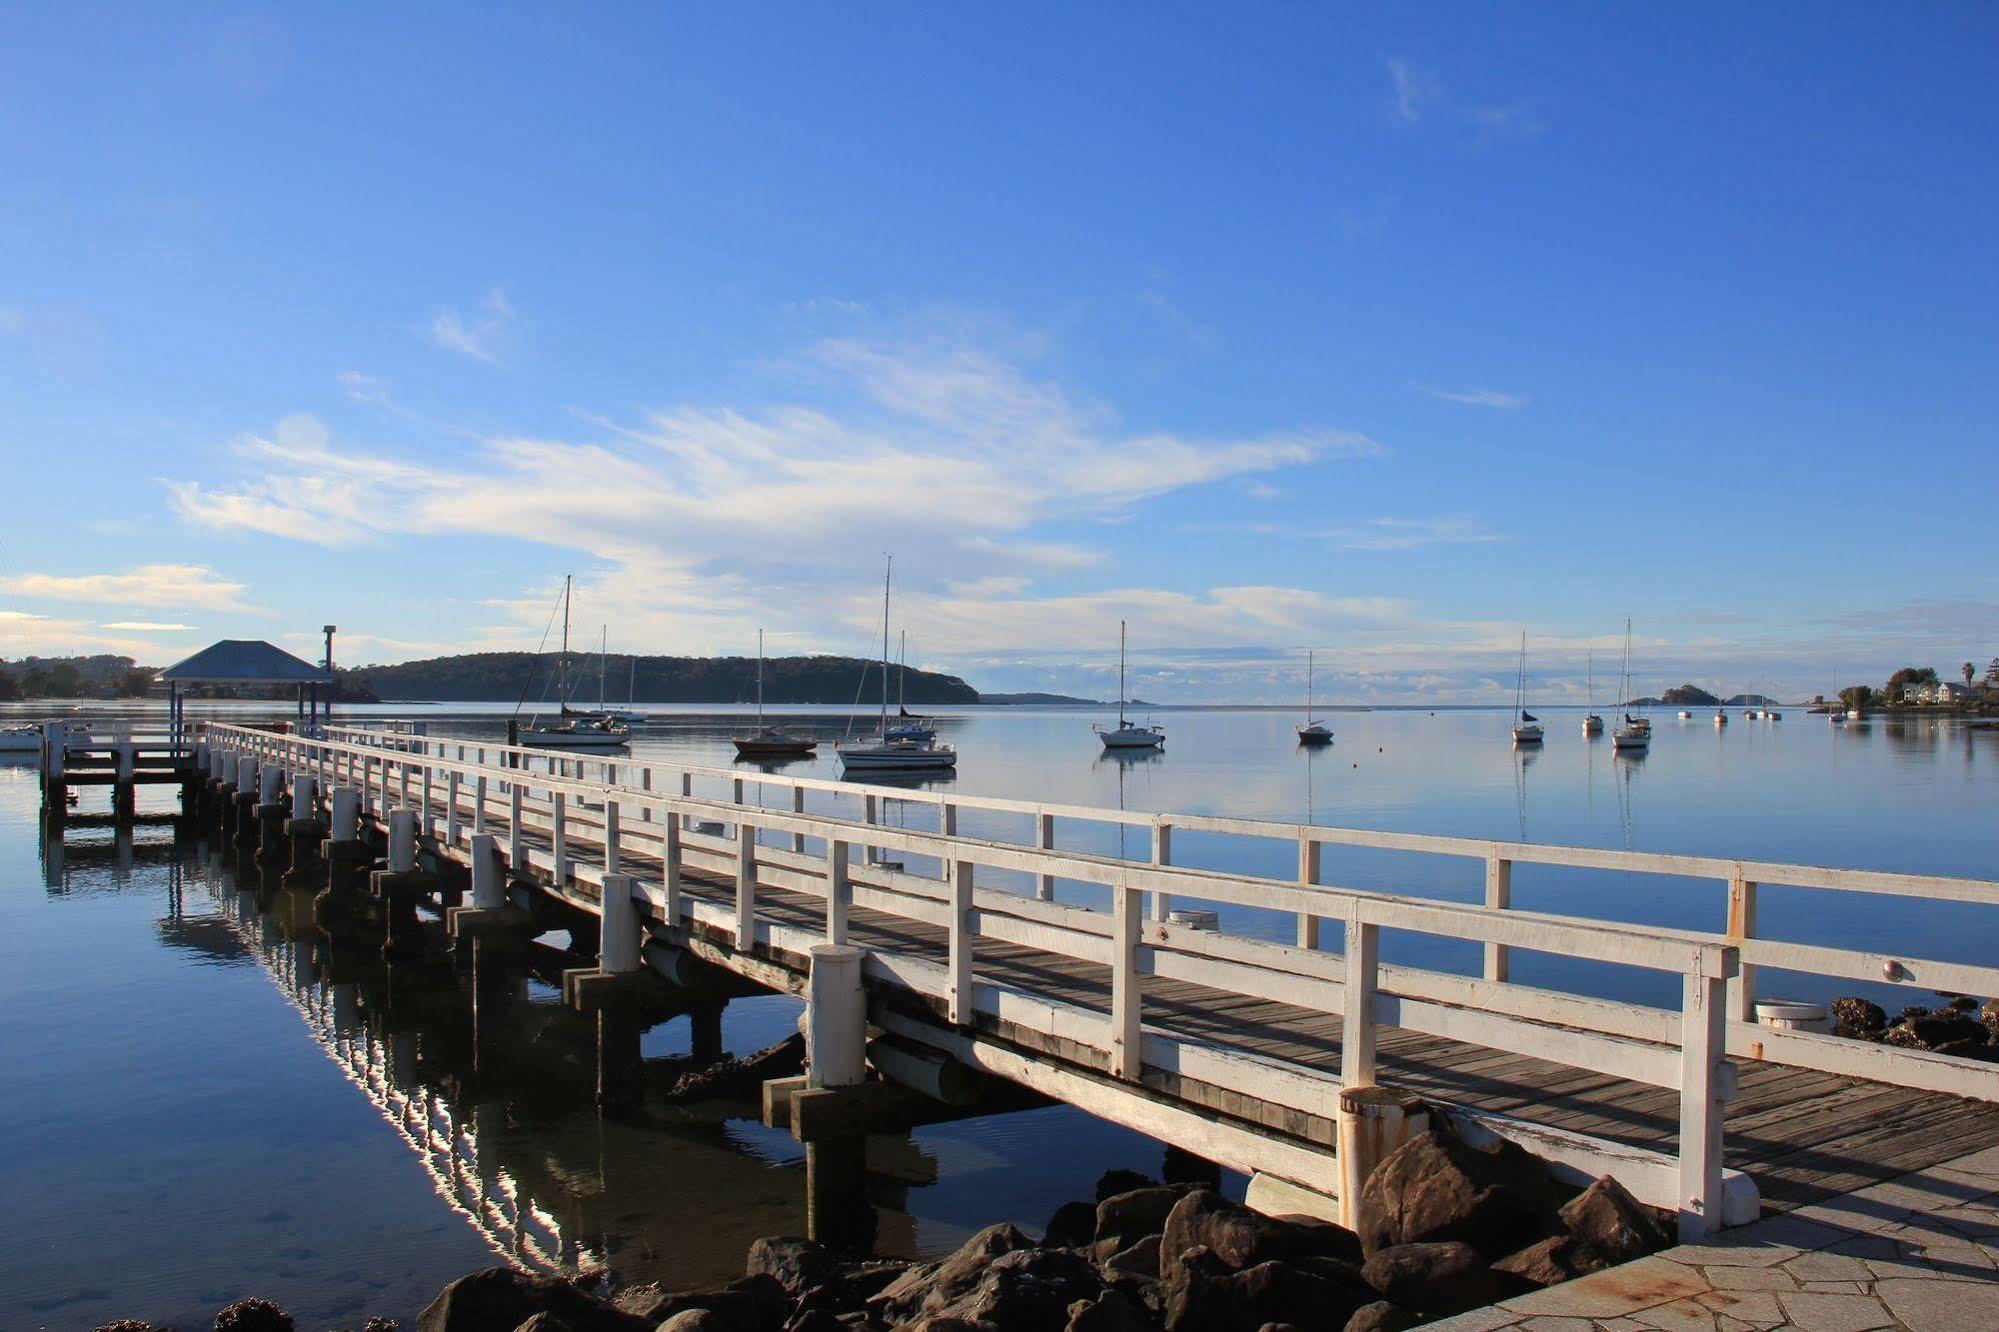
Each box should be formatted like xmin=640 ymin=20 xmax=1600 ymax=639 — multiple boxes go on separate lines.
xmin=1726 ymin=869 xmax=1758 ymax=1022
xmin=551 ymin=792 xmax=568 ymax=886
xmin=1149 ymin=819 xmax=1173 ymax=922
xmin=826 ymin=839 xmax=850 ymax=944
xmin=1036 ymin=810 xmax=1056 ymax=901
xmin=735 ymin=824 xmax=757 ymax=949
xmin=664 ymin=813 xmax=683 ymax=926
xmin=604 ymin=797 xmax=621 ymax=874
xmin=792 ymin=785 xmax=807 ymax=853
xmin=1297 ymin=832 xmax=1322 ymax=949
xmin=446 ymin=770 xmax=462 ymax=846
xmin=509 ymin=783 xmax=525 ymax=871
xmin=1678 ymin=945 xmax=1733 ymax=1241
xmin=640 ymin=766 xmax=652 ymax=822
xmin=1112 ymin=877 xmax=1143 ymax=1078
xmin=1342 ymin=904 xmax=1378 ymax=1089
xmin=1484 ymin=850 xmax=1512 ymax=982
xmin=473 ymin=774 xmax=487 ymax=834
xmin=420 ymin=764 xmax=433 ymax=839
xmin=469 ymin=832 xmax=502 ymax=909
xmin=948 ymin=856 xmax=974 ymax=1025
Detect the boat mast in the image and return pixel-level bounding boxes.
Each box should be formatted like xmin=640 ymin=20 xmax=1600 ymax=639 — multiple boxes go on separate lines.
xmin=1119 ymin=621 xmax=1128 ymax=728
xmin=599 ymin=625 xmax=607 ymax=710
xmin=1307 ymin=649 xmax=1315 ymax=724
xmin=756 ymin=628 xmax=765 ymax=725
xmin=880 ymin=556 xmax=892 ymax=734
xmin=1587 ymin=647 xmax=1594 ymax=713
xmin=1516 ymin=632 xmax=1527 ymax=720
xmin=560 ymin=574 xmax=573 ymax=705
xmin=899 ymin=630 xmax=906 ymax=713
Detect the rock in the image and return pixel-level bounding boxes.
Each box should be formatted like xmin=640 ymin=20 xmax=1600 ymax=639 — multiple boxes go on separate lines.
xmin=96 ymin=1323 xmax=168 ymax=1332
xmin=215 ymin=1300 xmax=294 ymax=1332
xmin=638 ymin=1276 xmax=789 ymax=1332
xmin=1353 ymin=1129 xmax=1561 ymax=1259
xmin=870 ymin=1223 xmax=1036 ymax=1321
xmin=1359 ymin=1241 xmax=1495 ymax=1317
xmin=928 ymin=1248 xmax=1104 ymax=1328
xmin=1343 ymin=1302 xmax=1417 ymax=1332
xmin=1884 ymin=1012 xmax=1988 ymax=1051
xmin=1491 ymin=1234 xmax=1578 ymax=1288
xmin=1065 ymin=1289 xmax=1154 ymax=1332
xmin=1044 ymin=1200 xmax=1099 ymax=1249
xmin=1095 ymin=1186 xmax=1186 ymax=1250
xmin=747 ymin=1238 xmax=837 ymax=1298
xmin=664 ymin=1034 xmax=806 ymax=1103
xmin=782 ymin=1312 xmax=844 ymax=1332
xmin=1160 ymin=1146 xmax=1222 ymax=1190
xmin=1102 ymin=1234 xmax=1161 ymax=1282
xmin=1946 ymin=995 xmax=1980 ymax=1013
xmin=1159 ymin=1189 xmax=1361 ymax=1285
xmin=1558 ymin=1176 xmax=1670 ymax=1273
xmin=1832 ymin=997 xmax=1889 ymax=1040
xmin=513 ymin=1316 xmax=574 ymax=1332
xmin=656 ymin=1314 xmax=728 ymax=1332
xmin=422 ymin=1269 xmax=651 ymax=1332
xmin=1096 ymin=1169 xmax=1158 ymax=1201
xmin=1981 ymin=999 xmax=1999 ymax=1041
xmin=1163 ymin=1247 xmax=1374 ymax=1332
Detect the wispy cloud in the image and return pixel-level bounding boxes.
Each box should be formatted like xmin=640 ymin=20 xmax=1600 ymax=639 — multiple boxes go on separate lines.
xmin=1386 ymin=57 xmax=1438 ymax=124
xmin=0 ymin=563 xmax=254 ymax=611
xmin=167 ymin=329 xmax=1379 ymax=657
xmin=1325 ymin=516 xmax=1503 ymax=552
xmin=1416 ymin=384 xmax=1528 ymax=409
xmin=426 ymin=287 xmax=514 ymax=363
xmin=101 ymin=620 xmax=196 ymax=631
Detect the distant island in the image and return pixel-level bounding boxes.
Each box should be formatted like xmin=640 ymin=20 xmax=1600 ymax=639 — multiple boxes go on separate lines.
xmin=980 ymin=691 xmax=1103 ymax=706
xmin=349 ymin=651 xmax=980 ymax=705
xmin=1622 ymin=684 xmax=1779 ymax=707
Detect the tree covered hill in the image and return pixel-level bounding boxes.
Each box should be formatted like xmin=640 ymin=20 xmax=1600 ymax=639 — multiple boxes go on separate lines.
xmin=351 ymin=652 xmax=981 ymax=705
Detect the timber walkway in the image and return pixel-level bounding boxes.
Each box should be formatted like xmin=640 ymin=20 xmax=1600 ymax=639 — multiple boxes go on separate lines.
xmin=193 ymin=722 xmax=1999 ymax=1244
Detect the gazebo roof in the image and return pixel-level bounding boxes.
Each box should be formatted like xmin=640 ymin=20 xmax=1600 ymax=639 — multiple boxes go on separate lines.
xmin=160 ymin=639 xmax=330 ymax=685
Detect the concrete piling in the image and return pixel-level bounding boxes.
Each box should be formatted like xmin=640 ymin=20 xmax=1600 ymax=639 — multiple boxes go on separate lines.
xmin=807 ymin=945 xmax=867 ymax=1090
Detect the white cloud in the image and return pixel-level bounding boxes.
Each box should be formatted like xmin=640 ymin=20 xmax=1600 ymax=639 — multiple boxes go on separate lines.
xmin=426 ymin=287 xmax=514 ymax=363
xmin=1325 ymin=516 xmax=1503 ymax=552
xmin=168 ymin=332 xmax=1375 ymax=657
xmin=0 ymin=563 xmax=254 ymax=611
xmin=1417 ymin=384 xmax=1528 ymax=409
xmin=100 ymin=621 xmax=196 ymax=631
xmin=1387 ymin=58 xmax=1438 ymax=123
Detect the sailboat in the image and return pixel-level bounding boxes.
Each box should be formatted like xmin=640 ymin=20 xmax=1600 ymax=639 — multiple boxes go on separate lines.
xmin=733 ymin=629 xmax=818 ymax=758
xmin=521 ymin=577 xmax=630 ymax=751
xmin=1095 ymin=622 xmax=1165 ymax=750
xmin=1583 ymin=646 xmax=1604 ymax=735
xmin=838 ymin=558 xmax=957 ymax=772
xmin=1510 ymin=633 xmax=1543 ymax=744
xmin=1612 ymin=620 xmax=1650 ymax=751
xmin=1296 ymin=649 xmax=1333 ymax=745
xmin=1714 ymin=682 xmax=1729 ymax=728
xmin=885 ymin=632 xmax=937 ymax=742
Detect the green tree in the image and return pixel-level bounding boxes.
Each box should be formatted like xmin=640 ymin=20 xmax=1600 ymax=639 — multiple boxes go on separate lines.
xmin=1840 ymin=684 xmax=1873 ymax=712
xmin=118 ymin=668 xmax=155 ymax=697
xmin=1986 ymin=658 xmax=1999 ymax=688
xmin=20 ymin=667 xmax=49 ymax=697
xmin=46 ymin=661 xmax=81 ymax=697
xmin=0 ymin=671 xmax=17 ymax=702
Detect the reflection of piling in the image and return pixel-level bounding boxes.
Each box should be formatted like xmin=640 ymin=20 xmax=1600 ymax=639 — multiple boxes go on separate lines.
xmin=112 ymin=742 xmax=136 ymax=822
xmin=806 ymin=1136 xmax=874 ymax=1257
xmin=254 ymin=764 xmax=289 ymax=863
xmin=232 ymin=758 xmax=260 ymax=846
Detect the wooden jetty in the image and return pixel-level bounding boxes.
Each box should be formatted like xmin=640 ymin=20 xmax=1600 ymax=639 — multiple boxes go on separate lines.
xmin=48 ymin=719 xmax=1999 ymax=1245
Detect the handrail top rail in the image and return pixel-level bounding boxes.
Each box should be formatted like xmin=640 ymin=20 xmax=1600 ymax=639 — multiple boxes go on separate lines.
xmin=285 ymin=721 xmax=1999 ymax=906
xmin=212 ymin=722 xmax=1734 ymax=973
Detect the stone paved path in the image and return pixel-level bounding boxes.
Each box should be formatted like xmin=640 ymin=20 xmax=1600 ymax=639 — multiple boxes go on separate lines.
xmin=1424 ymin=1144 xmax=1999 ymax=1330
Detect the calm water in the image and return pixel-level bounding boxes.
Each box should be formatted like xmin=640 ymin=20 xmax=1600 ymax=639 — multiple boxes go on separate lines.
xmin=5 ymin=702 xmax=1996 ymax=1328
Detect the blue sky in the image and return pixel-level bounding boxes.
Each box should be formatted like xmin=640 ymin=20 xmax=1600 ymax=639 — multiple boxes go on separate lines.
xmin=2 ymin=3 xmax=1994 ymax=702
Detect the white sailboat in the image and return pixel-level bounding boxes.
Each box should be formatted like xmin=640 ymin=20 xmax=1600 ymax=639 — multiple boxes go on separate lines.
xmin=1296 ymin=649 xmax=1333 ymax=745
xmin=1095 ymin=622 xmax=1165 ymax=750
xmin=0 ymin=724 xmax=41 ymax=755
xmin=734 ymin=629 xmax=817 ymax=759
xmin=521 ymin=576 xmax=630 ymax=750
xmin=838 ymin=558 xmax=957 ymax=772
xmin=1612 ymin=620 xmax=1650 ymax=751
xmin=1583 ymin=646 xmax=1604 ymax=736
xmin=1510 ymin=633 xmax=1543 ymax=744
xmin=885 ymin=632 xmax=937 ymax=742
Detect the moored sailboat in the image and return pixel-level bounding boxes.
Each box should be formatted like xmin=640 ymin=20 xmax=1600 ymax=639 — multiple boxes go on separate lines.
xmin=521 ymin=576 xmax=630 ymax=750
xmin=1583 ymin=646 xmax=1604 ymax=736
xmin=1095 ymin=622 xmax=1165 ymax=750
xmin=1611 ymin=620 xmax=1650 ymax=751
xmin=733 ymin=629 xmax=817 ymax=759
xmin=1296 ymin=649 xmax=1333 ymax=745
xmin=1510 ymin=633 xmax=1543 ymax=744
xmin=838 ymin=558 xmax=957 ymax=772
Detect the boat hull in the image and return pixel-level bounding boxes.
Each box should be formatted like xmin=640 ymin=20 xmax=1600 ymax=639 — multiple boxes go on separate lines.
xmin=520 ymin=730 xmax=630 ymax=751
xmin=1296 ymin=725 xmax=1334 ymax=746
xmin=0 ymin=728 xmax=41 ymax=754
xmin=1511 ymin=726 xmax=1544 ymax=744
xmin=837 ymin=747 xmax=957 ymax=770
xmin=733 ymin=738 xmax=817 ymax=758
xmin=1098 ymin=728 xmax=1165 ymax=749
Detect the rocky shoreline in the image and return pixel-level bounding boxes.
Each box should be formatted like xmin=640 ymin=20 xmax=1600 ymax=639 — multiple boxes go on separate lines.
xmin=93 ymin=1114 xmax=1677 ymax=1332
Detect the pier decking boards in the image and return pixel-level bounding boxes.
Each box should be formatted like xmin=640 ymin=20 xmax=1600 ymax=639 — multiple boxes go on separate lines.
xmin=182 ymin=725 xmax=1999 ymax=1239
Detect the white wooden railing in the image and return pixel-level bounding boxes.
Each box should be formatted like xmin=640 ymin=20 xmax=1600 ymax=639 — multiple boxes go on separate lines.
xmin=202 ymin=721 xmax=1999 ymax=1239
